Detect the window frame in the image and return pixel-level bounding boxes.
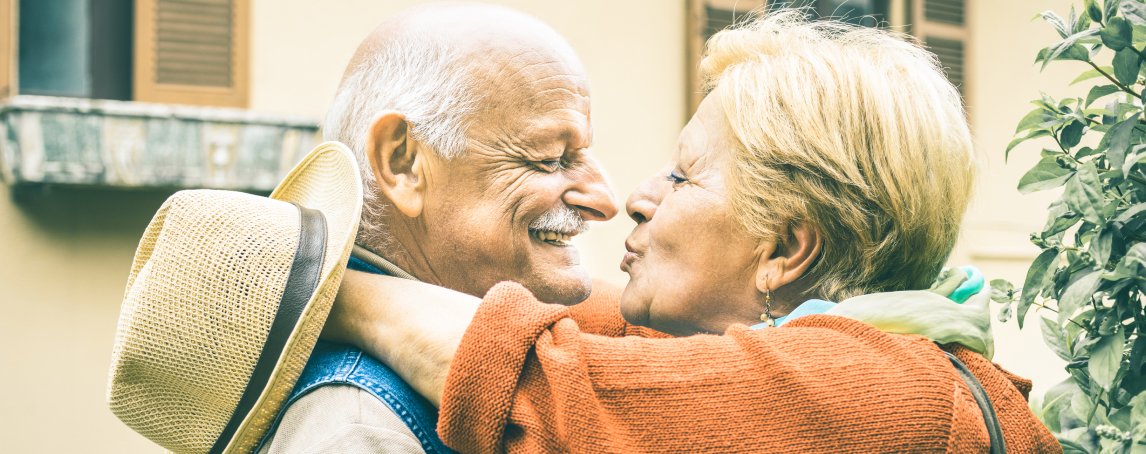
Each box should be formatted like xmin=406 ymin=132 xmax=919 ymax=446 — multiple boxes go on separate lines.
xmin=0 ymin=0 xmax=15 ymax=98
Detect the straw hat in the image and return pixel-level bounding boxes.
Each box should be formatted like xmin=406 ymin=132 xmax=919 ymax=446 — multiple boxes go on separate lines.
xmin=107 ymin=142 xmax=363 ymax=454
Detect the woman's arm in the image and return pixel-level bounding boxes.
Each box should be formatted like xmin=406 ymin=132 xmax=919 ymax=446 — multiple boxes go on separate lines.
xmin=321 ymin=269 xmax=479 ymax=406
xmin=321 ymin=273 xmax=1007 ymax=453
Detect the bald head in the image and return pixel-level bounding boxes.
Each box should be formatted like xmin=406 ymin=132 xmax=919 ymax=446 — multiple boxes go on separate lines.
xmin=346 ymin=2 xmax=584 ymax=84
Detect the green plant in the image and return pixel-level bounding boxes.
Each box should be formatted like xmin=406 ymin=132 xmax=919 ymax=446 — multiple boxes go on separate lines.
xmin=995 ymin=1 xmax=1146 ymax=452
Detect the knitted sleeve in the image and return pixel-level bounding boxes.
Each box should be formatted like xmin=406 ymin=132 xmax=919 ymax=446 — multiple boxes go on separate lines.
xmin=438 ymin=282 xmax=1054 ymax=454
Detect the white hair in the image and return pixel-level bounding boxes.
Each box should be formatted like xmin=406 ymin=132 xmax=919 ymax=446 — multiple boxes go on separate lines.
xmin=324 ymin=34 xmax=478 ymax=248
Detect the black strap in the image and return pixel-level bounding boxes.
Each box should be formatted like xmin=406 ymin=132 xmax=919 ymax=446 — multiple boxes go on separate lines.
xmin=945 ymin=352 xmax=1006 ymax=454
xmin=209 ymin=204 xmax=328 ymax=454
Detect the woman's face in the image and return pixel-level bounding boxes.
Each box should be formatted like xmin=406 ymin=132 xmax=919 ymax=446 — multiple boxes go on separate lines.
xmin=619 ymin=91 xmax=767 ymax=336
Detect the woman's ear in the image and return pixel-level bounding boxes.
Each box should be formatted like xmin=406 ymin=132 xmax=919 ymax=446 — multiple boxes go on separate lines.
xmin=754 ymin=223 xmax=822 ymax=294
xmin=366 ymin=111 xmax=431 ymax=219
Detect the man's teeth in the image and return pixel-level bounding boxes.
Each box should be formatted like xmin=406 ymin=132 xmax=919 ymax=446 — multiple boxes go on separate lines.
xmin=531 ymin=230 xmax=572 ymax=243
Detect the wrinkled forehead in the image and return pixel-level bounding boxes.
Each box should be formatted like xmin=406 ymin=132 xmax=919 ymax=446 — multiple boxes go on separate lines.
xmin=466 ymin=45 xmax=593 ymax=148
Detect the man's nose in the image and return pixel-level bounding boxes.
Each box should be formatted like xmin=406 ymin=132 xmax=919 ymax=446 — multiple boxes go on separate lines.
xmin=563 ymin=155 xmax=618 ymax=221
xmin=625 ymin=172 xmax=664 ymax=224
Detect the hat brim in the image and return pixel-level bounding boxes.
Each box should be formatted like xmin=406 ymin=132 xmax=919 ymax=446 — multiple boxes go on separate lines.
xmin=217 ymin=142 xmax=362 ymax=454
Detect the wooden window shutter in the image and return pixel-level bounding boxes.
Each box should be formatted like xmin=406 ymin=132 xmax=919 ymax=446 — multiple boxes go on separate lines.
xmin=910 ymin=0 xmax=969 ymax=100
xmin=134 ymin=0 xmax=249 ymax=107
xmin=0 ymin=0 xmax=14 ymax=99
xmin=686 ymin=0 xmax=766 ymax=118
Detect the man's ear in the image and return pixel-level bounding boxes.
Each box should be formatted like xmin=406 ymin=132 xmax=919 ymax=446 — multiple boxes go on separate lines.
xmin=366 ymin=111 xmax=430 ymax=219
xmin=754 ymin=223 xmax=822 ymax=294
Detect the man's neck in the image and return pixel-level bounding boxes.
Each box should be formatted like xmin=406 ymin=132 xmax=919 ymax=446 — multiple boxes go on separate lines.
xmin=357 ymin=220 xmax=449 ymax=288
xmin=350 ymin=245 xmax=418 ymax=281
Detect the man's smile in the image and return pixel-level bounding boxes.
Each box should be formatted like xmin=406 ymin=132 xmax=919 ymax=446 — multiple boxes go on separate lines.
xmin=529 ymin=228 xmax=575 ymax=246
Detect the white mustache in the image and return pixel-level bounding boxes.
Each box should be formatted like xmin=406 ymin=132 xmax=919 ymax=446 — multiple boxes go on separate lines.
xmin=529 ymin=205 xmax=587 ymax=235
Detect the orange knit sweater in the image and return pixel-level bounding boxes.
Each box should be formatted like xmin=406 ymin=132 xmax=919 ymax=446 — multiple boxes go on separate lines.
xmin=438 ymin=280 xmax=1061 ymax=453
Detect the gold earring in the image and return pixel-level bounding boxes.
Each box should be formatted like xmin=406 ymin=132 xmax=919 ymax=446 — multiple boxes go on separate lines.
xmin=760 ymin=276 xmax=775 ymax=327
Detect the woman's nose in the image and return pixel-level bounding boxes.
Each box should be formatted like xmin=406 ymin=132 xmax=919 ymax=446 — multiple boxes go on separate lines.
xmin=626 ymin=174 xmax=663 ymax=224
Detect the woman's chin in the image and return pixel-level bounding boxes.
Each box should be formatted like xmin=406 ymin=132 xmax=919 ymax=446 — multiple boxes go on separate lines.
xmin=618 ymin=282 xmax=651 ymax=328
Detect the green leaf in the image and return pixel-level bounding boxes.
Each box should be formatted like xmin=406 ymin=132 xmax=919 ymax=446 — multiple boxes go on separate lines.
xmin=1072 ymin=385 xmax=1098 ymax=422
xmin=1109 ymin=0 xmax=1125 ymax=26
xmin=1089 ymin=0 xmax=1105 ymax=23
xmin=1124 ymin=144 xmax=1146 ymax=176
xmin=1038 ymin=10 xmax=1073 ymax=38
xmin=1084 ymin=107 xmax=1117 ymax=116
xmin=1042 ymin=316 xmax=1075 ymax=361
xmin=1043 ymin=378 xmax=1081 ymax=432
xmin=1040 ymin=39 xmax=1096 ymax=71
xmin=1130 ymin=382 xmax=1146 ymax=432
xmin=1007 ymin=130 xmax=1053 ymax=161
xmin=1136 ymin=23 xmax=1146 ymax=44
xmin=1020 ymin=248 xmax=1060 ymax=328
xmin=1059 ymin=438 xmax=1090 ymax=454
xmin=1115 ymin=46 xmax=1143 ymax=85
xmin=1062 ymin=119 xmax=1088 ymax=148
xmin=1115 ymin=203 xmax=1146 ymax=222
xmin=1081 ymin=80 xmax=1118 ymax=106
xmin=1112 ymin=112 xmax=1144 ymax=173
xmin=1092 ymin=225 xmax=1115 ymax=266
xmin=1123 ymin=1 xmax=1146 ymax=26
xmin=1098 ymin=309 xmax=1121 ymax=335
xmin=1059 ymin=271 xmax=1102 ymax=324
xmin=1046 ymin=211 xmax=1083 ymax=238
xmin=1111 ymin=243 xmax=1146 ymax=280
xmin=1075 ymin=67 xmax=1114 ymax=85
xmin=1019 ymin=158 xmax=1076 ymax=194
xmin=1106 ymin=97 xmax=1123 ymax=125
xmin=1016 ymin=107 xmax=1058 ymax=134
xmin=1091 ymin=329 xmax=1126 ymax=390
xmin=989 ymin=279 xmax=1016 ymax=302
xmin=1105 ymin=16 xmax=1136 ymax=50
xmin=1065 ymin=161 xmax=1107 ymax=225
xmin=1078 ymin=6 xmax=1094 ymax=34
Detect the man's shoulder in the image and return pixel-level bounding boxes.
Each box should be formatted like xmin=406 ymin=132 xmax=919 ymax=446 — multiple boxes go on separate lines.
xmin=260 ymin=384 xmax=426 ymax=454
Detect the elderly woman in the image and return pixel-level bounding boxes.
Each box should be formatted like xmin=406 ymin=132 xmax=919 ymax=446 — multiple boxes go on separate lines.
xmin=324 ymin=12 xmax=1058 ymax=453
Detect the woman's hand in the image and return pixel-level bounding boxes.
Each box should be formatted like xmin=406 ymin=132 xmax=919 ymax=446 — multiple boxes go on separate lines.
xmin=320 ymin=269 xmax=481 ymax=406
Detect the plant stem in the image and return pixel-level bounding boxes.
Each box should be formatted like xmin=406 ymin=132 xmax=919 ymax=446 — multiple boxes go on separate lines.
xmin=1053 ymin=133 xmax=1070 ymax=154
xmin=1033 ymin=300 xmax=1089 ymax=329
xmin=1088 ymin=61 xmax=1142 ymax=98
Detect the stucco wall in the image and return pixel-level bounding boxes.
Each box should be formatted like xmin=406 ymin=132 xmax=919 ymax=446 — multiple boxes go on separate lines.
xmin=0 ymin=0 xmax=1092 ymax=451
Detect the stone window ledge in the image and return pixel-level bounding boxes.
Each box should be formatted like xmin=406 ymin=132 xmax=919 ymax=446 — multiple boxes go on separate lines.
xmin=0 ymin=96 xmax=321 ymax=191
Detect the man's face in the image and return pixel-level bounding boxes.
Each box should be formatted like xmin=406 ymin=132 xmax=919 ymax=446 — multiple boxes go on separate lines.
xmin=419 ymin=57 xmax=616 ymax=305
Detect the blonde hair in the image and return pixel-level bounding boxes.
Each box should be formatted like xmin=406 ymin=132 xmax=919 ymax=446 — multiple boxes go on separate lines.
xmin=700 ymin=10 xmax=977 ymax=301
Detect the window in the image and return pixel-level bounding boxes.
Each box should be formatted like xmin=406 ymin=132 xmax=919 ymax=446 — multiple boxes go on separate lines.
xmin=135 ymin=0 xmax=249 ymax=107
xmin=686 ymin=0 xmax=966 ymax=116
xmin=0 ymin=0 xmax=248 ymax=107
xmin=0 ymin=0 xmax=13 ymax=98
xmin=17 ymin=0 xmax=133 ymax=100
xmin=912 ymin=0 xmax=968 ymax=99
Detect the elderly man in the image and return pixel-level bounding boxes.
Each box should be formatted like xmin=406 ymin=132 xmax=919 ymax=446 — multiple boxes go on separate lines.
xmin=256 ymin=3 xmax=616 ymax=453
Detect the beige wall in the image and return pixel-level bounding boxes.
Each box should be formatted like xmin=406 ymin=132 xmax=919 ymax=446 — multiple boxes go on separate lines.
xmin=0 ymin=0 xmax=1094 ymax=451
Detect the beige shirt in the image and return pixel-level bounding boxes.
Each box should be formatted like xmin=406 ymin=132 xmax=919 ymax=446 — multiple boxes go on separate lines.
xmin=258 ymin=384 xmax=427 ymax=454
